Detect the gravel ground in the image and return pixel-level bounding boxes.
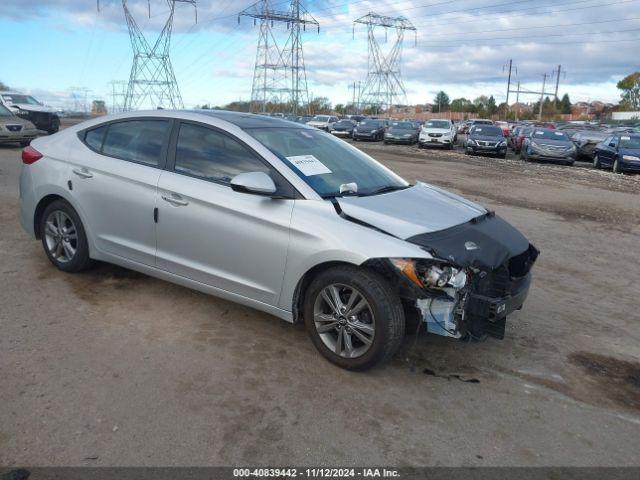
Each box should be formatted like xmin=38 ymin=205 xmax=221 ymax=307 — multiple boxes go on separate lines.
xmin=1 ymin=132 xmax=639 ymax=467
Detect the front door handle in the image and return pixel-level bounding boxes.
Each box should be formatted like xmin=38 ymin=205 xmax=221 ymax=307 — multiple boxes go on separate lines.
xmin=72 ymin=168 xmax=93 ymax=179
xmin=161 ymin=194 xmax=189 ymax=206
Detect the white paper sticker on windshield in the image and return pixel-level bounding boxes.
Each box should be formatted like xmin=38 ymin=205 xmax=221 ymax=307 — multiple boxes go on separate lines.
xmin=475 ymin=128 xmax=482 ymax=132
xmin=621 ymin=136 xmax=631 ymax=140
xmin=554 ymin=132 xmax=563 ymax=136
xmin=536 ymin=131 xmax=544 ymax=135
xmin=286 ymin=155 xmax=332 ymax=176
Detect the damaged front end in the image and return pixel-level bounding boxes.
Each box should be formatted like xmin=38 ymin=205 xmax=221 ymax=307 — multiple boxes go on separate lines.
xmin=367 ymin=212 xmax=539 ymax=341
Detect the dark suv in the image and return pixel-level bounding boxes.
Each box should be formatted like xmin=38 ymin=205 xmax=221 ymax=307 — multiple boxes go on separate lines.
xmin=465 ymin=125 xmax=507 ymax=158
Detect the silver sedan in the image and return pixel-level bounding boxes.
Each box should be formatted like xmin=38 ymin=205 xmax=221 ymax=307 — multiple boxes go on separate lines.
xmin=19 ymin=110 xmax=538 ymax=370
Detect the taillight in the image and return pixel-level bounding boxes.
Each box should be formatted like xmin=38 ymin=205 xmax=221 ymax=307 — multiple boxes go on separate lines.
xmin=22 ymin=145 xmax=43 ymax=165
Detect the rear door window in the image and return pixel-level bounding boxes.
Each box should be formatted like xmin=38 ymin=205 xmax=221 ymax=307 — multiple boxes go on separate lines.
xmin=84 ymin=124 xmax=108 ymax=151
xmin=101 ymin=119 xmax=171 ymax=167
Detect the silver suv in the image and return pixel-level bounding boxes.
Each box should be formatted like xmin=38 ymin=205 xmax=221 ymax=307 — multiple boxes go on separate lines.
xmin=19 ymin=110 xmax=538 ymax=370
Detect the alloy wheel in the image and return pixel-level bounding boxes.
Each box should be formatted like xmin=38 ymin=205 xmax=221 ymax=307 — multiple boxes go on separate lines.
xmin=313 ymin=283 xmax=375 ymax=359
xmin=44 ymin=210 xmax=78 ymax=263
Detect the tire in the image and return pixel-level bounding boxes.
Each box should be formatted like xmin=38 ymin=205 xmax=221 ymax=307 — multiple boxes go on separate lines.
xmin=40 ymin=200 xmax=93 ymax=273
xmin=384 ymin=141 xmax=389 ymax=145
xmin=47 ymin=116 xmax=60 ymax=135
xmin=613 ymin=158 xmax=622 ymax=174
xmin=303 ymin=265 xmax=405 ymax=371
xmin=593 ymin=154 xmax=601 ymax=169
xmin=447 ymin=143 xmax=454 ymax=150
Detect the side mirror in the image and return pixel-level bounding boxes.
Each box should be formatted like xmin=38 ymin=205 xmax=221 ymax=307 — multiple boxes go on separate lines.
xmin=231 ymin=172 xmax=276 ymax=197
xmin=609 ymin=142 xmax=616 ymax=148
xmin=231 ymin=171 xmax=277 ymax=196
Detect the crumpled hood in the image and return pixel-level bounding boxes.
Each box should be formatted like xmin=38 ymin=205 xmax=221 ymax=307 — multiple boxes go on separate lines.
xmin=337 ymin=182 xmax=487 ymax=239
xmin=10 ymin=103 xmax=55 ymax=113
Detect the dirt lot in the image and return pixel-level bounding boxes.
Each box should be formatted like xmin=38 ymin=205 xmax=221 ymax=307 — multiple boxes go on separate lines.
xmin=1 ymin=133 xmax=639 ymax=467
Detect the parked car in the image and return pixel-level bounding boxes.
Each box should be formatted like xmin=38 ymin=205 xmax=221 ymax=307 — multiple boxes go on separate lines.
xmin=384 ymin=121 xmax=419 ymax=145
xmin=593 ymin=134 xmax=640 ymax=173
xmin=306 ymin=115 xmax=338 ymax=131
xmin=0 ymin=91 xmax=60 ymax=134
xmin=329 ymin=119 xmax=357 ymax=138
xmin=419 ymin=119 xmax=455 ymax=149
xmin=352 ymin=119 xmax=386 ymax=141
xmin=520 ymin=128 xmax=576 ymax=165
xmin=471 ymin=119 xmax=494 ymax=127
xmin=19 ymin=110 xmax=538 ymax=370
xmin=457 ymin=120 xmax=473 ymax=134
xmin=495 ymin=121 xmax=510 ymax=137
xmin=572 ymin=130 xmax=608 ymax=160
xmin=465 ymin=124 xmax=508 ymax=158
xmin=512 ymin=126 xmax=533 ymax=154
xmin=0 ymin=103 xmax=39 ymax=146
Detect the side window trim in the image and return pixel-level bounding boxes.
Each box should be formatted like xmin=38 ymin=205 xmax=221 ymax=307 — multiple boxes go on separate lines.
xmin=166 ymin=120 xmax=300 ymax=198
xmin=78 ymin=117 xmax=174 ymax=170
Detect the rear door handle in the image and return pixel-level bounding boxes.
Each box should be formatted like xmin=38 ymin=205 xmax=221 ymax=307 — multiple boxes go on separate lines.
xmin=72 ymin=168 xmax=93 ymax=179
xmin=161 ymin=194 xmax=189 ymax=206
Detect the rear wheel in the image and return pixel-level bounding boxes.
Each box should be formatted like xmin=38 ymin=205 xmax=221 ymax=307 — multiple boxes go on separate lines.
xmin=303 ymin=266 xmax=405 ymax=371
xmin=40 ymin=200 xmax=93 ymax=273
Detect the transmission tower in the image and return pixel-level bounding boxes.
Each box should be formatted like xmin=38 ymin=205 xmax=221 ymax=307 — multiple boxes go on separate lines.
xmin=116 ymin=0 xmax=197 ymax=110
xmin=239 ymin=0 xmax=319 ymax=114
xmin=108 ymin=80 xmax=128 ymax=113
xmin=353 ymin=13 xmax=416 ymax=112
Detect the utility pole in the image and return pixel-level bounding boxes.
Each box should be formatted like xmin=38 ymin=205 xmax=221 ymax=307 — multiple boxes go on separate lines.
xmin=348 ymin=82 xmax=357 ymax=115
xmin=515 ymin=81 xmax=520 ymax=122
xmin=538 ymin=73 xmax=548 ymax=122
xmin=553 ymin=64 xmax=562 ymax=101
xmin=503 ymin=59 xmax=515 ymax=119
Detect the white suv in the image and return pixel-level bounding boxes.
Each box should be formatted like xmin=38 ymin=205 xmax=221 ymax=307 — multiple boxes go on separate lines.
xmin=306 ymin=115 xmax=338 ymax=131
xmin=419 ymin=119 xmax=456 ymax=149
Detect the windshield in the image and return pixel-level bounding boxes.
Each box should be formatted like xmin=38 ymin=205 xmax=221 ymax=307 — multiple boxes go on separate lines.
xmin=358 ymin=120 xmax=381 ymax=127
xmin=0 ymin=104 xmax=13 ymax=116
xmin=312 ymin=115 xmax=330 ymax=122
xmin=531 ymin=130 xmax=569 ymax=140
xmin=471 ymin=126 xmax=502 ymax=136
xmin=424 ymin=120 xmax=450 ymax=129
xmin=620 ymin=136 xmax=640 ymax=148
xmin=390 ymin=121 xmax=414 ymax=129
xmin=246 ymin=127 xmax=408 ymax=197
xmin=334 ymin=120 xmax=354 ymax=126
xmin=2 ymin=94 xmax=41 ymax=105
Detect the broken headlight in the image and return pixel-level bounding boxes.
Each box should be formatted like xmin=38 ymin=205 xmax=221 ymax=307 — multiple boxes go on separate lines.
xmin=390 ymin=259 xmax=467 ymax=291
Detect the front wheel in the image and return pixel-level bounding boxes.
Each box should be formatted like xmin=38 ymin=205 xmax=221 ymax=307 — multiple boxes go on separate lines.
xmin=40 ymin=200 xmax=93 ymax=273
xmin=593 ymin=154 xmax=601 ymax=169
xmin=613 ymin=158 xmax=622 ymax=174
xmin=303 ymin=266 xmax=405 ymax=371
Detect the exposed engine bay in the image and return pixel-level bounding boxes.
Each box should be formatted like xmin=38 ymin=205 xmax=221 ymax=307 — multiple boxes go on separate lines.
xmin=362 ymin=212 xmax=539 ymax=340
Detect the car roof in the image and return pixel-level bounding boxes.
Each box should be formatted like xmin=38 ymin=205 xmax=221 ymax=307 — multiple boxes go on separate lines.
xmin=0 ymin=91 xmax=25 ymax=95
xmin=193 ymin=110 xmax=312 ymax=129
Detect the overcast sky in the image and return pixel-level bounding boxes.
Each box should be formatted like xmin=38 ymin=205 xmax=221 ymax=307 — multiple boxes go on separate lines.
xmin=1 ymin=0 xmax=638 ymax=109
